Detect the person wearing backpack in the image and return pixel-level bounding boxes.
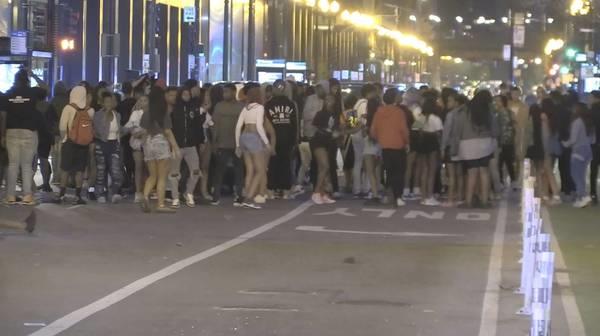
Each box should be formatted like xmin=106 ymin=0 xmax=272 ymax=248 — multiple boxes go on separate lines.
xmin=55 ymin=85 xmax=95 ymax=205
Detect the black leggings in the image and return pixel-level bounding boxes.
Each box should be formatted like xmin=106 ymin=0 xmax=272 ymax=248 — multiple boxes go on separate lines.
xmin=498 ymin=144 xmax=516 ymax=183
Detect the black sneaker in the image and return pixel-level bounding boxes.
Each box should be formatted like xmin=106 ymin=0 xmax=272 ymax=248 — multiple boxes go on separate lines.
xmin=87 ymin=191 xmax=97 ymax=201
xmin=24 ymin=209 xmax=36 ymax=234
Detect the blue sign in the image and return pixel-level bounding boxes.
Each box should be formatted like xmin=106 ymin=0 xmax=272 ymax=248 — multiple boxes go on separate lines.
xmin=10 ymin=31 xmax=27 ymax=55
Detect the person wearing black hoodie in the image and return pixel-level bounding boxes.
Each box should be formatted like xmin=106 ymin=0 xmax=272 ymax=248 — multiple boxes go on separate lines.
xmin=168 ymin=87 xmax=204 ymax=208
xmin=265 ymin=80 xmax=298 ymax=198
xmin=49 ymin=81 xmax=69 ymax=183
xmin=589 ymin=90 xmax=600 ymax=204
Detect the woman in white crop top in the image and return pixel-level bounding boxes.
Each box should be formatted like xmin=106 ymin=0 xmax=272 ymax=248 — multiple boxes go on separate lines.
xmin=235 ymin=83 xmax=271 ymax=209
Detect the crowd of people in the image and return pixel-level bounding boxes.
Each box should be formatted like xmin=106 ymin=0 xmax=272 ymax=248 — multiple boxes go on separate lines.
xmin=1 ymin=69 xmax=599 ymax=213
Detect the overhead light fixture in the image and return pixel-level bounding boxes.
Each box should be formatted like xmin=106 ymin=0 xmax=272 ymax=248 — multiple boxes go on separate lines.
xmin=409 ymin=14 xmax=417 ymax=22
xmin=534 ymin=57 xmax=542 ymax=65
xmin=547 ymin=17 xmax=554 ymax=24
xmin=428 ymin=14 xmax=441 ymax=23
xmin=501 ymin=17 xmax=509 ymax=24
xmin=455 ymin=16 xmax=463 ymax=23
xmin=330 ymin=1 xmax=340 ymax=13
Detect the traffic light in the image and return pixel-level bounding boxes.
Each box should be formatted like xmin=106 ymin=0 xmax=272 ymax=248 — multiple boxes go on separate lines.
xmin=566 ymin=48 xmax=578 ymax=59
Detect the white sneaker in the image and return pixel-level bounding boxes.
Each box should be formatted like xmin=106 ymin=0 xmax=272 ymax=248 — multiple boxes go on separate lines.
xmin=422 ymin=198 xmax=440 ymax=206
xmin=312 ymin=193 xmax=324 ymax=205
xmin=134 ymin=192 xmax=143 ymax=203
xmin=396 ymin=198 xmax=406 ymax=207
xmin=413 ymin=188 xmax=421 ymax=198
xmin=171 ymin=199 xmax=180 ymax=209
xmin=111 ymin=194 xmax=122 ymax=204
xmin=184 ymin=193 xmax=195 ymax=208
xmin=254 ymin=195 xmax=267 ymax=204
xmin=322 ymin=194 xmax=337 ymax=204
xmin=292 ymin=185 xmax=304 ymax=193
xmin=549 ymin=195 xmax=562 ymax=205
xmin=574 ymin=196 xmax=592 ymax=208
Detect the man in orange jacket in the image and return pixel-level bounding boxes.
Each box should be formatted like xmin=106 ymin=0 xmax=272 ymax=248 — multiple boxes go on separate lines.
xmin=370 ymin=88 xmax=410 ymax=207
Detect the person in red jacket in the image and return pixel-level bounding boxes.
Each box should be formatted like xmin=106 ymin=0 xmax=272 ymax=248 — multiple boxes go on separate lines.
xmin=370 ymin=88 xmax=410 ymax=207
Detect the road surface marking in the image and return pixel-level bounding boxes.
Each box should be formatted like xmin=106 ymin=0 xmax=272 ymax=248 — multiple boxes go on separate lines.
xmin=296 ymin=225 xmax=462 ymax=237
xmin=477 ymin=198 xmax=508 ymax=336
xmin=213 ymin=307 xmax=300 ymax=312
xmin=28 ymin=201 xmax=313 ymax=336
xmin=67 ymin=205 xmax=83 ymax=210
xmin=542 ymin=207 xmax=587 ymax=336
xmin=313 ymin=208 xmax=356 ymax=217
xmin=362 ymin=208 xmax=396 ymax=218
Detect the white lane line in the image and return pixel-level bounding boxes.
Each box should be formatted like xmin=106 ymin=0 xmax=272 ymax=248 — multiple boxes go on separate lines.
xmin=213 ymin=307 xmax=300 ymax=312
xmin=296 ymin=225 xmax=463 ymax=237
xmin=66 ymin=205 xmax=83 ymax=210
xmin=28 ymin=201 xmax=313 ymax=336
xmin=542 ymin=207 xmax=587 ymax=336
xmin=477 ymin=198 xmax=508 ymax=336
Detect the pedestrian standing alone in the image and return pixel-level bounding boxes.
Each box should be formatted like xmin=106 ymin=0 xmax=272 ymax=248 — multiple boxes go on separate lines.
xmin=370 ymin=88 xmax=410 ymax=207
xmin=140 ymin=86 xmax=180 ymax=213
xmin=562 ymin=102 xmax=596 ymax=208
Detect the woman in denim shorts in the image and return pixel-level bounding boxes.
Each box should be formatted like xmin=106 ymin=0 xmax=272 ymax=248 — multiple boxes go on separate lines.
xmin=140 ymin=86 xmax=180 ymax=213
xmin=235 ymin=83 xmax=272 ymax=209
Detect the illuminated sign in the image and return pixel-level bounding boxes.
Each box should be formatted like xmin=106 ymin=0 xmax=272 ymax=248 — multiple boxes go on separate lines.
xmin=10 ymin=31 xmax=27 ymax=55
xmin=286 ymin=62 xmax=307 ymax=71
xmin=256 ymin=59 xmax=286 ymax=68
xmin=183 ymin=6 xmax=196 ymax=23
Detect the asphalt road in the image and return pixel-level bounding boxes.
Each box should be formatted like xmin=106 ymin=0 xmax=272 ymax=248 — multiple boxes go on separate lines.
xmin=0 ymin=192 xmax=573 ymax=336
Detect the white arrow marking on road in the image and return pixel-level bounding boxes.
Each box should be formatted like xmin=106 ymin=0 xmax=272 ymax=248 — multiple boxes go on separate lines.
xmin=296 ymin=226 xmax=463 ymax=237
xmin=404 ymin=210 xmax=444 ymax=220
xmin=313 ymin=208 xmax=356 ymax=217
xmin=362 ymin=208 xmax=397 ymax=218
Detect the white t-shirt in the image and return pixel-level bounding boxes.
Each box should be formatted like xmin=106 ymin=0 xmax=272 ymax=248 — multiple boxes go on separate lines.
xmin=422 ymin=114 xmax=443 ymax=133
xmin=108 ymin=112 xmax=119 ymax=140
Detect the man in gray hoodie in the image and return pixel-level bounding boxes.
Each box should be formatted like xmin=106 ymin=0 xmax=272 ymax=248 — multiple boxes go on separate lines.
xmin=211 ymin=83 xmax=244 ymax=206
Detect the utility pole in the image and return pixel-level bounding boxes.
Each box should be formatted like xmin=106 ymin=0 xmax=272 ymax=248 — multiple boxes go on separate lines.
xmin=509 ymin=8 xmax=515 ymax=85
xmin=247 ymin=0 xmax=256 ymax=81
xmin=148 ymin=0 xmax=157 ymax=76
xmin=223 ymin=0 xmax=230 ymax=81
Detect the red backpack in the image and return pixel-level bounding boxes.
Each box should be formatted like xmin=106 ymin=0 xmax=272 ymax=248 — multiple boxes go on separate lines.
xmin=68 ymin=104 xmax=94 ymax=146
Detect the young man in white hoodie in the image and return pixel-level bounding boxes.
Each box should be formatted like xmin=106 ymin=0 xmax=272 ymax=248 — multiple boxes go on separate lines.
xmin=54 ymin=86 xmax=95 ymax=205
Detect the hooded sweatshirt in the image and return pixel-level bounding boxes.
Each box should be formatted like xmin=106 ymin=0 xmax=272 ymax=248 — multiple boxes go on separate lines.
xmin=212 ymin=100 xmax=244 ymax=149
xmin=50 ymin=81 xmax=69 ymax=122
xmin=59 ymin=86 xmax=95 ymax=143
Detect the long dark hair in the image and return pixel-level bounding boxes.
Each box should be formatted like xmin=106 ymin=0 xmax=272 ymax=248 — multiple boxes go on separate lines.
xmin=422 ymin=97 xmax=440 ymax=119
xmin=148 ymin=86 xmax=167 ymax=128
xmin=468 ymin=90 xmax=493 ymax=130
xmin=574 ymin=102 xmax=595 ymax=136
xmin=540 ymin=98 xmax=557 ymax=134
xmin=366 ymin=96 xmax=381 ymax=128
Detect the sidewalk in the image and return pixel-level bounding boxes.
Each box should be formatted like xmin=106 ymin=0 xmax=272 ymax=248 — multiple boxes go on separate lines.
xmin=548 ymin=205 xmax=600 ymax=335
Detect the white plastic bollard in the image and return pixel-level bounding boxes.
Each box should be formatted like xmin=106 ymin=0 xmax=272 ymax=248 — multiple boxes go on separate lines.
xmin=517 ymin=197 xmax=542 ymax=315
xmin=517 ymin=186 xmax=536 ymax=295
xmin=537 ymin=252 xmax=555 ymax=329
xmin=530 ymin=302 xmax=549 ymax=336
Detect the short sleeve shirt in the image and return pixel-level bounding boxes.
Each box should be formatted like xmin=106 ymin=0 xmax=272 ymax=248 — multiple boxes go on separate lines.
xmin=422 ymin=114 xmax=443 ymax=133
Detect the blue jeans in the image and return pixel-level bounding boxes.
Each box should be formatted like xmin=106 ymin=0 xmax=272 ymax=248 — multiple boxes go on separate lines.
xmin=6 ymin=129 xmax=38 ymax=198
xmin=95 ymin=140 xmax=123 ymax=197
xmin=571 ymin=156 xmax=591 ymax=199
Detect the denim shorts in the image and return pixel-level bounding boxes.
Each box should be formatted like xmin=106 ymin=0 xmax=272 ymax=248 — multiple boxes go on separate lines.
xmin=240 ymin=132 xmax=265 ymax=154
xmin=143 ymin=134 xmax=171 ymax=161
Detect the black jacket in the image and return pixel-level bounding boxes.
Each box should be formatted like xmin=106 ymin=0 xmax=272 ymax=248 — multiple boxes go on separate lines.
xmin=171 ymin=102 xmax=204 ymax=148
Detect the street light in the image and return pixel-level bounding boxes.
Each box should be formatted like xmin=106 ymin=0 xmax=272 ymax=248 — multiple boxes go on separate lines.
xmin=455 ymin=16 xmax=463 ymax=23
xmin=501 ymin=16 xmax=509 ymax=24
xmin=317 ymin=0 xmax=329 ymax=13
xmin=60 ymin=38 xmax=75 ymax=51
xmin=409 ymin=14 xmax=417 ymax=22
xmin=329 ymin=1 xmax=340 ymax=14
xmin=428 ymin=14 xmax=441 ymax=23
xmin=570 ymin=0 xmax=591 ymax=16
xmin=544 ymin=38 xmax=564 ymax=55
xmin=547 ymin=17 xmax=554 ymax=24
xmin=534 ymin=57 xmax=542 ymax=65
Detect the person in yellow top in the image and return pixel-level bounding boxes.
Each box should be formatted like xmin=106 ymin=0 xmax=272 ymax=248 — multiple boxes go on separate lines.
xmin=508 ymin=86 xmax=529 ymax=186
